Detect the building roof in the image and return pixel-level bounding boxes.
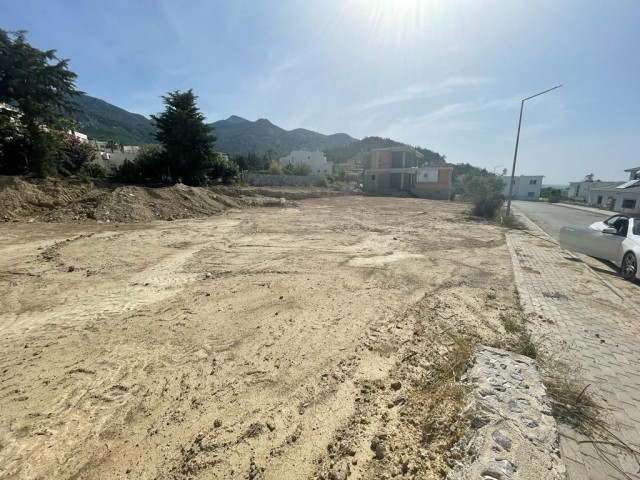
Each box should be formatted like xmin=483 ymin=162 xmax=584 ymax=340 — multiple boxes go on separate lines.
xmin=589 ymin=184 xmax=640 ymax=193
xmin=570 ymin=180 xmax=621 ymax=187
xmin=624 ymin=167 xmax=640 ymax=172
xmin=370 ymin=146 xmax=424 ymax=158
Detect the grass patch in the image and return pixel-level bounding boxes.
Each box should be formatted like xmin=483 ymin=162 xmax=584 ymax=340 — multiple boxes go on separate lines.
xmin=539 ymin=355 xmax=640 ymax=471
xmin=494 ymin=211 xmax=527 ymax=230
xmin=422 ymin=335 xmax=476 ymax=388
xmin=419 ymin=334 xmax=475 ymax=455
xmin=543 ymin=374 xmax=600 ymax=433
xmin=499 ymin=312 xmax=523 ymax=334
xmin=514 ymin=335 xmax=538 ymax=359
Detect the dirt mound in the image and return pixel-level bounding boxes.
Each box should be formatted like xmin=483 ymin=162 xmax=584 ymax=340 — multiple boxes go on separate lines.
xmin=0 ymin=176 xmax=335 ymax=223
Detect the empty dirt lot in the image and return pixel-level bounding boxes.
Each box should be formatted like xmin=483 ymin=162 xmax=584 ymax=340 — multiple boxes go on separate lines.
xmin=0 ymin=196 xmax=523 ymax=479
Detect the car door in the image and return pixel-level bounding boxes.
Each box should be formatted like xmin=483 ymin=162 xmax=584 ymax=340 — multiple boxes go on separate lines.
xmin=596 ymin=218 xmax=628 ymax=261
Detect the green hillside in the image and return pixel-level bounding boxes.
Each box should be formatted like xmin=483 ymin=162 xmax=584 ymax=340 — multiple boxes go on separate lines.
xmin=209 ymin=116 xmax=358 ymax=155
xmin=72 ymin=95 xmax=156 ymax=145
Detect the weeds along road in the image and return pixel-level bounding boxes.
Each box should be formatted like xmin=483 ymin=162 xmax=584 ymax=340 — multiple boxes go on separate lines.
xmin=0 ymin=196 xmax=523 ymax=480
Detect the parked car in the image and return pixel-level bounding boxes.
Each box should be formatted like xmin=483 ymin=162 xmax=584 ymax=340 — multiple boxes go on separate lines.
xmin=588 ymin=214 xmax=629 ymax=232
xmin=559 ymin=214 xmax=640 ymax=281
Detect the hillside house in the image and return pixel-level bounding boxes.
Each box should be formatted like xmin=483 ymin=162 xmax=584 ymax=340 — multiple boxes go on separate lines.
xmin=363 ymin=146 xmax=453 ymax=199
xmin=279 ymin=150 xmax=333 ymax=176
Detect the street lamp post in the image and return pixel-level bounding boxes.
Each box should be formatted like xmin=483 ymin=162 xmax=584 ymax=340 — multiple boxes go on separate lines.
xmin=505 ymin=85 xmax=563 ymax=216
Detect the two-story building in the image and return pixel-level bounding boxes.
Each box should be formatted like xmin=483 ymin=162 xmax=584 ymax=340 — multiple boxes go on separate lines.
xmin=502 ymin=175 xmax=544 ymax=201
xmin=363 ymin=146 xmax=453 ymax=200
xmin=278 ymin=150 xmax=333 ymax=177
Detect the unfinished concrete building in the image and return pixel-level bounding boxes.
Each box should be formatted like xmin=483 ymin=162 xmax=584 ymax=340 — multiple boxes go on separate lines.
xmin=363 ymin=146 xmax=453 ymax=200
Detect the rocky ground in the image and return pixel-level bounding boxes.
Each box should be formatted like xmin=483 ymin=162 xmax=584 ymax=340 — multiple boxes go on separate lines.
xmin=0 ymin=194 xmax=525 ymax=479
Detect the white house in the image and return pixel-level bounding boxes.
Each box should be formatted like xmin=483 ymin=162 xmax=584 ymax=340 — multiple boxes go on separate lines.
xmin=567 ymin=174 xmax=623 ymax=201
xmin=585 ymin=167 xmax=640 ymax=213
xmin=68 ymin=130 xmax=88 ymax=143
xmin=502 ymin=175 xmax=544 ymax=201
xmin=279 ymin=150 xmax=333 ymax=177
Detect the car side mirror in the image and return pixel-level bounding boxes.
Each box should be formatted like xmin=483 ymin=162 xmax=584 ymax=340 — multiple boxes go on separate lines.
xmin=603 ymin=227 xmax=617 ymax=234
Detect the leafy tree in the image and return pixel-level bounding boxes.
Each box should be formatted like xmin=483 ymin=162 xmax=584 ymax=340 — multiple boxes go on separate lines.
xmin=283 ymin=162 xmax=311 ymax=176
xmin=0 ymin=29 xmax=83 ymax=176
xmin=0 ymin=108 xmax=29 ymax=174
xmin=267 ymin=159 xmax=281 ymax=175
xmin=206 ymin=153 xmax=238 ymax=184
xmin=462 ymin=172 xmax=505 ymax=218
xmin=150 ymin=89 xmax=215 ymax=185
xmin=133 ymin=144 xmax=168 ymax=180
xmin=265 ymin=148 xmax=277 ymax=164
xmin=115 ymin=158 xmax=142 ymax=184
xmin=232 ymin=152 xmax=268 ymax=172
xmin=105 ymin=139 xmax=117 ymax=153
xmin=57 ymin=132 xmax=96 ymax=175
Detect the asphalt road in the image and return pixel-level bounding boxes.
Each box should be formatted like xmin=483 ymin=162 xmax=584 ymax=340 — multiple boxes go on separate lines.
xmin=511 ymin=201 xmax=610 ymax=240
xmin=513 ymin=200 xmax=640 ymax=296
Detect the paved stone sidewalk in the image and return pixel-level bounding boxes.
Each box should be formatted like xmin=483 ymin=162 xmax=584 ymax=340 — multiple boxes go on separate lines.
xmin=507 ymin=232 xmax=640 ymax=480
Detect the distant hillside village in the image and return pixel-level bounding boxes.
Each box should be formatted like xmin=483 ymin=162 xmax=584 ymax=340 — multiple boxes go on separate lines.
xmin=68 ymin=127 xmax=458 ymax=200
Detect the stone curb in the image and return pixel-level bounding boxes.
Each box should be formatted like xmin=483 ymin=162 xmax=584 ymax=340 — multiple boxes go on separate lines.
xmin=446 ymin=346 xmax=566 ymax=480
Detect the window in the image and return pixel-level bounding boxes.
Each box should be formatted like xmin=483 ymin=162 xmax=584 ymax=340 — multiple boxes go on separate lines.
xmin=529 ymin=179 xmax=537 ymax=185
xmin=391 ymin=151 xmax=404 ymax=168
xmin=612 ymin=218 xmax=629 ymax=236
xmin=597 ymin=196 xmax=603 ymax=205
xmin=527 ymin=192 xmax=535 ymax=197
xmin=622 ymin=199 xmax=637 ymax=209
xmin=604 ymin=215 xmax=622 ymax=227
xmin=371 ymin=175 xmax=376 ymax=180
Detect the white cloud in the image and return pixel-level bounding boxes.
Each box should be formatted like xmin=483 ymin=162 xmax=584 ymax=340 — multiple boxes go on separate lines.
xmin=355 ymin=76 xmax=493 ymax=112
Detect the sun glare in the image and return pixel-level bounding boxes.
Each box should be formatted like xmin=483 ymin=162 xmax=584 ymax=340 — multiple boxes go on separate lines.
xmin=346 ymin=0 xmax=441 ymax=36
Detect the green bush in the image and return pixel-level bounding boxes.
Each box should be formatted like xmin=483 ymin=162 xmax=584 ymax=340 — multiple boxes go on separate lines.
xmin=267 ymin=160 xmax=281 ymax=175
xmin=314 ymin=177 xmax=329 ymax=188
xmin=205 ymin=153 xmax=238 ymax=184
xmin=282 ymin=162 xmax=311 ymax=176
xmin=79 ymin=162 xmax=108 ymax=179
xmin=462 ymin=172 xmax=505 ymax=219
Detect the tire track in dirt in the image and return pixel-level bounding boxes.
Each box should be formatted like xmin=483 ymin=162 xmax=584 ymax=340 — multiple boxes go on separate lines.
xmin=0 ymin=197 xmax=522 ymax=480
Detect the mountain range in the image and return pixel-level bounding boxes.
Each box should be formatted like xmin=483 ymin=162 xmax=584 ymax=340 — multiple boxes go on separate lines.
xmin=72 ymin=94 xmax=357 ymax=154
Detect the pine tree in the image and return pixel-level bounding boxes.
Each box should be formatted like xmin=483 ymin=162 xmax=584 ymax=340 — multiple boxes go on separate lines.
xmin=150 ymin=90 xmax=216 ymax=185
xmin=0 ymin=29 xmax=82 ymax=176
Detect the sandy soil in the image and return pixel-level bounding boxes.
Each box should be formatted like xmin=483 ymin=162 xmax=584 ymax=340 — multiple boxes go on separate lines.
xmin=0 ymin=196 xmax=522 ymax=480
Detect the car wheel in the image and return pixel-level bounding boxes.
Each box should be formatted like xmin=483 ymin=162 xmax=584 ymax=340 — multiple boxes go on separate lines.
xmin=621 ymin=252 xmax=637 ymax=280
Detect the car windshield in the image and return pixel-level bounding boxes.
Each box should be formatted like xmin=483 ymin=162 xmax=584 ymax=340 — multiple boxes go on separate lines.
xmin=634 ymin=220 xmax=640 ymax=236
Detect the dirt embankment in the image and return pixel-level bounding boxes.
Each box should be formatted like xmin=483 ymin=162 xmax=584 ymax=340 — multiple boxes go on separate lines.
xmin=0 ymin=196 xmax=524 ymax=480
xmin=0 ymin=176 xmax=336 ymax=223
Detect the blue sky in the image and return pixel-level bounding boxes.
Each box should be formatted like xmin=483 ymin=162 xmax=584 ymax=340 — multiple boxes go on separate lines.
xmin=2 ymin=0 xmax=639 ymax=183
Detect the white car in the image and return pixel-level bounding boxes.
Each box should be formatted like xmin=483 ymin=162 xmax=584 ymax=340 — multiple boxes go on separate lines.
xmin=559 ymin=214 xmax=640 ymax=281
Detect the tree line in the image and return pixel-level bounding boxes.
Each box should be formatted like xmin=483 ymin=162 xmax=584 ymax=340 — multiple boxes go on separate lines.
xmin=0 ymin=29 xmax=240 ymax=186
